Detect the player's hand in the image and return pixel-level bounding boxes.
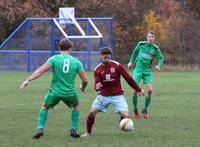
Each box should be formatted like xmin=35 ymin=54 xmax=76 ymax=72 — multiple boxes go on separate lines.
xmin=95 ymin=82 xmax=102 ymax=91
xmin=20 ymin=79 xmax=30 ymax=89
xmin=138 ymin=88 xmax=144 ymax=96
xmin=79 ymin=84 xmax=85 ymax=92
xmin=127 ymin=62 xmax=133 ymax=69
xmin=154 ymin=65 xmax=160 ymax=71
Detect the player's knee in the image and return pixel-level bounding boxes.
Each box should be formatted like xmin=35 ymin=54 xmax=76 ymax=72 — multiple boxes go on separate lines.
xmin=88 ymin=112 xmax=95 ymax=118
xmin=133 ymin=91 xmax=138 ymax=96
xmin=41 ymin=103 xmax=49 ymax=109
xmin=147 ymin=90 xmax=152 ymax=97
xmin=120 ymin=111 xmax=129 ymax=118
xmin=89 ymin=109 xmax=98 ymax=117
xmin=73 ymin=104 xmax=80 ymax=110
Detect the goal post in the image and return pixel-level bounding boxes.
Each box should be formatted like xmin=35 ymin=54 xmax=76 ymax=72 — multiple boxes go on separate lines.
xmin=57 ymin=7 xmax=103 ymax=39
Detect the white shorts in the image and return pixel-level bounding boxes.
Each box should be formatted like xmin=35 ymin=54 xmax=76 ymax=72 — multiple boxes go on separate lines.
xmin=92 ymin=95 xmax=129 ymax=113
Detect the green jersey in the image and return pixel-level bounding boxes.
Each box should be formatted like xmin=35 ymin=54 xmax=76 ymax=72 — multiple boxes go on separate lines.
xmin=46 ymin=53 xmax=84 ymax=97
xmin=130 ymin=41 xmax=164 ymax=72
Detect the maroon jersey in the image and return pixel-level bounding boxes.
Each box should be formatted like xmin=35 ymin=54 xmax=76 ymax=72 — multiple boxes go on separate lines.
xmin=94 ymin=60 xmax=141 ymax=96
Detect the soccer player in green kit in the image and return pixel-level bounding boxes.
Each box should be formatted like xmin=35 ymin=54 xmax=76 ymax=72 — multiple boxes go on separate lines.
xmin=127 ymin=31 xmax=164 ymax=119
xmin=20 ymin=38 xmax=88 ymax=139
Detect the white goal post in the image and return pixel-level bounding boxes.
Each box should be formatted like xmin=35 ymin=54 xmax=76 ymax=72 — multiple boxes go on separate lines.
xmin=54 ymin=7 xmax=103 ymax=39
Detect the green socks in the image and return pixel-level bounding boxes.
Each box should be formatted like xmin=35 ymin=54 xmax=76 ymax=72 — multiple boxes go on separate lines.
xmin=144 ymin=96 xmax=151 ymax=109
xmin=133 ymin=96 xmax=151 ymax=112
xmin=38 ymin=108 xmax=48 ymax=129
xmin=132 ymin=96 xmax=138 ymax=109
xmin=70 ymin=109 xmax=80 ymax=130
xmin=37 ymin=108 xmax=80 ymax=130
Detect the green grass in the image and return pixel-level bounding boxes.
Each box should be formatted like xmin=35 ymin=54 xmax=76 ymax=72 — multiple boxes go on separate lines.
xmin=0 ymin=72 xmax=200 ymax=147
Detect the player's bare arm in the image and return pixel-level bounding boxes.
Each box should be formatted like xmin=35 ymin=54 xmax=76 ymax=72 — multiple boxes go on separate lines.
xmin=78 ymin=71 xmax=88 ymax=92
xmin=20 ymin=63 xmax=51 ymax=89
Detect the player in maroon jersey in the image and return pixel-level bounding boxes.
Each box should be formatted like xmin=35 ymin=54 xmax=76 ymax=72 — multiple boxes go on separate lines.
xmin=81 ymin=47 xmax=144 ymax=137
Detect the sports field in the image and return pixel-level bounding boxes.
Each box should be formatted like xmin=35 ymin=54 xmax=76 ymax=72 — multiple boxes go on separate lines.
xmin=0 ymin=72 xmax=199 ymax=147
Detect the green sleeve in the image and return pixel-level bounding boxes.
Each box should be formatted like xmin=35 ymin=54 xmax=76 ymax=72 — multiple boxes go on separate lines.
xmin=77 ymin=60 xmax=84 ymax=73
xmin=129 ymin=42 xmax=140 ymax=63
xmin=155 ymin=48 xmax=164 ymax=68
xmin=46 ymin=56 xmax=54 ymax=66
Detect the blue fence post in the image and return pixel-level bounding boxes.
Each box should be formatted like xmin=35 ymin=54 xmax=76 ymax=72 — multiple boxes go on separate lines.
xmin=70 ymin=23 xmax=75 ymax=36
xmin=98 ymin=20 xmax=103 ymax=48
xmin=27 ymin=18 xmax=31 ymax=72
xmin=51 ymin=20 xmax=56 ymax=56
xmin=99 ymin=21 xmax=103 ymax=48
xmin=99 ymin=38 xmax=103 ymax=48
xmin=109 ymin=19 xmax=113 ymax=49
xmin=8 ymin=52 xmax=12 ymax=70
xmin=87 ymin=19 xmax=91 ymax=71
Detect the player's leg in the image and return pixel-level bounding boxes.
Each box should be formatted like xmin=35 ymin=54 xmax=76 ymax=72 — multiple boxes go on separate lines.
xmin=81 ymin=108 xmax=99 ymax=137
xmin=132 ymin=69 xmax=142 ymax=119
xmin=81 ymin=95 xmax=107 ymax=137
xmin=33 ymin=103 xmax=49 ymax=139
xmin=112 ymin=95 xmax=129 ymax=121
xmin=62 ymin=96 xmax=81 ymax=138
xmin=120 ymin=111 xmax=129 ymax=120
xmin=133 ymin=90 xmax=140 ymax=119
xmin=33 ymin=91 xmax=60 ymax=139
xmin=142 ymin=72 xmax=153 ymax=119
xmin=142 ymin=84 xmax=152 ymax=119
xmin=70 ymin=103 xmax=81 ymax=138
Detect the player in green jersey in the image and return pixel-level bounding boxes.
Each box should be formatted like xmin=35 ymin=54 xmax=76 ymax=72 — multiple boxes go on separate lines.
xmin=127 ymin=31 xmax=164 ymax=119
xmin=20 ymin=38 xmax=88 ymax=139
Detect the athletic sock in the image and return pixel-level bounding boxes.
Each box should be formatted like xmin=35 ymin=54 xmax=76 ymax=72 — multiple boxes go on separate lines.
xmin=132 ymin=96 xmax=138 ymax=113
xmin=37 ymin=108 xmax=48 ymax=129
xmin=86 ymin=114 xmax=95 ymax=134
xmin=143 ymin=96 xmax=151 ymax=110
xmin=70 ymin=109 xmax=80 ymax=130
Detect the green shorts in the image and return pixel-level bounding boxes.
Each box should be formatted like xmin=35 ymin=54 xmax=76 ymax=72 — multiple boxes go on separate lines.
xmin=132 ymin=68 xmax=152 ymax=84
xmin=43 ymin=90 xmax=79 ymax=108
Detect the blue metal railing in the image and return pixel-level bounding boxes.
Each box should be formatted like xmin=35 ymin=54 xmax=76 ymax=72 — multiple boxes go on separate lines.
xmin=0 ymin=17 xmax=113 ymax=72
xmin=0 ymin=18 xmax=28 ymax=49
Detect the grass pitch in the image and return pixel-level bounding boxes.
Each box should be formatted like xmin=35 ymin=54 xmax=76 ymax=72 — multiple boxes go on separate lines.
xmin=0 ymin=72 xmax=200 ymax=147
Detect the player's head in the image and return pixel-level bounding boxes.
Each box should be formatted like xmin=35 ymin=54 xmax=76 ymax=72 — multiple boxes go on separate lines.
xmin=147 ymin=31 xmax=155 ymax=44
xmin=59 ymin=38 xmax=73 ymax=51
xmin=100 ymin=47 xmax=112 ymax=65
